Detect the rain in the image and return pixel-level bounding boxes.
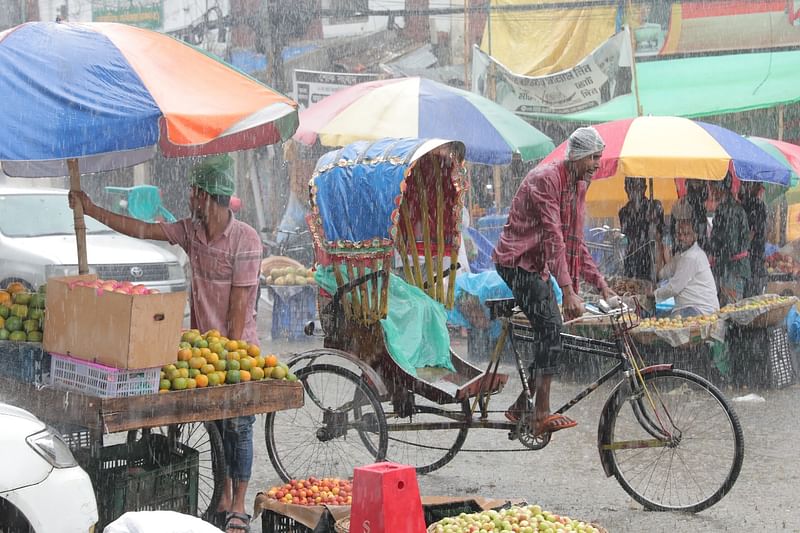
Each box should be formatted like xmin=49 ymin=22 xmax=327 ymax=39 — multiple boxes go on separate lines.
xmin=0 ymin=1 xmax=799 ymax=532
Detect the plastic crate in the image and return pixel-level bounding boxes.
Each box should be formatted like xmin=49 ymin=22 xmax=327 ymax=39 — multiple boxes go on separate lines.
xmin=76 ymin=433 xmax=198 ymax=530
xmin=49 ymin=352 xmax=160 ymax=398
xmin=269 ymin=285 xmax=317 ymax=341
xmin=0 ymin=340 xmax=50 ymax=384
xmin=261 ymin=509 xmax=316 ymax=533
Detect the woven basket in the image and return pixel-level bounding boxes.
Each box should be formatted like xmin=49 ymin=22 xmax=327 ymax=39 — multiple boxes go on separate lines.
xmin=426 ymin=521 xmax=608 ymax=533
xmin=261 ymin=255 xmax=305 ymax=277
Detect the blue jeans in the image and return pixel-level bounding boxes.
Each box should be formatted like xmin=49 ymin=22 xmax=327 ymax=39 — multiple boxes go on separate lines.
xmin=215 ymin=415 xmax=255 ymax=482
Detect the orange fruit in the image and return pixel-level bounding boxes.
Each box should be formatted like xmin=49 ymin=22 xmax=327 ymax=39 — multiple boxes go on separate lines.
xmin=254 ymin=356 xmax=266 ymax=368
xmin=200 ymin=347 xmax=212 ymax=358
xmin=265 ymin=355 xmax=279 ymax=368
xmin=195 ymin=374 xmax=209 ymax=388
xmin=227 ymin=359 xmax=241 ymax=371
xmin=237 ymin=340 xmax=248 ymax=350
xmin=206 ymin=336 xmax=220 ymax=346
xmin=240 ymin=370 xmax=251 ymax=382
xmin=206 ymin=352 xmax=220 ymax=364
xmin=213 ymin=359 xmax=227 ymax=371
xmin=207 ymin=373 xmax=221 ymax=387
xmin=204 ymin=329 xmax=221 ymax=339
xmin=177 ymin=348 xmax=192 ymax=361
xmin=189 ymin=356 xmax=207 ymax=370
xmin=251 ymin=367 xmax=265 ymax=380
xmin=201 ymin=364 xmax=216 ymax=375
xmin=191 ymin=347 xmax=202 ymax=358
xmin=186 ymin=378 xmax=197 ymax=389
xmin=224 ymin=340 xmax=239 ymax=352
xmin=159 ymin=389 xmax=170 ymax=394
xmin=0 ymin=291 xmax=11 ymax=306
xmin=247 ymin=344 xmax=261 ymax=357
xmin=229 ymin=351 xmax=241 ymax=362
xmin=5 ymin=282 xmax=26 ymax=295
xmin=240 ymin=357 xmax=254 ymax=371
xmin=177 ymin=368 xmax=189 ymax=379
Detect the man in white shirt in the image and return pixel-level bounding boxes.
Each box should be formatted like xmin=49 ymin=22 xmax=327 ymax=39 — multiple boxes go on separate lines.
xmin=655 ymin=214 xmax=719 ymax=317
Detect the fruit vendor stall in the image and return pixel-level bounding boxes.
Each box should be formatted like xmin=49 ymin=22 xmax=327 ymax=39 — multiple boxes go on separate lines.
xmin=0 ymin=276 xmax=304 ymax=530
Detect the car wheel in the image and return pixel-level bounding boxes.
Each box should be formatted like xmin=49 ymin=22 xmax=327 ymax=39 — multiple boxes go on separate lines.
xmin=0 ymin=497 xmax=34 ymax=532
xmin=0 ymin=278 xmax=35 ymax=292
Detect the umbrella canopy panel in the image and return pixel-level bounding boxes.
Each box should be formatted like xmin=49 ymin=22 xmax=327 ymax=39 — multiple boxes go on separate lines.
xmin=0 ymin=21 xmax=298 ymax=177
xmin=295 ymin=77 xmax=553 ymax=165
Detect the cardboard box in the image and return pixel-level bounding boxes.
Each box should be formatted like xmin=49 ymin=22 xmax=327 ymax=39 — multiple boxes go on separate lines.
xmin=43 ymin=275 xmax=186 ymax=369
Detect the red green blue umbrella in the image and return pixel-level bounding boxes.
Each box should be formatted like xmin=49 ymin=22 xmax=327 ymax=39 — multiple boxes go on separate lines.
xmin=293 ymin=77 xmax=554 ymax=165
xmin=0 ymin=21 xmax=298 ymax=177
xmin=745 ymin=136 xmax=800 ymax=203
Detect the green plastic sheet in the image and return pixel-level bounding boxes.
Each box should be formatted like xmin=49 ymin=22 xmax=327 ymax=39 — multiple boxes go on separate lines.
xmin=315 ymin=266 xmax=455 ymax=376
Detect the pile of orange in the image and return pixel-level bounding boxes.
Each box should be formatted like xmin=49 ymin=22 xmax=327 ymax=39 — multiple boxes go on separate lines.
xmin=159 ymin=329 xmax=294 ymax=392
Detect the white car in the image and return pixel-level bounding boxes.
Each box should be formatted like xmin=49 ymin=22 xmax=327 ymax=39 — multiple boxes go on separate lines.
xmin=0 ymin=186 xmax=187 ymax=293
xmin=0 ymin=403 xmax=98 ymax=532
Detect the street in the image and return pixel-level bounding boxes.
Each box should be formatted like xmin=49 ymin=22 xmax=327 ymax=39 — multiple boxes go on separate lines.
xmin=249 ymin=310 xmax=800 ymax=532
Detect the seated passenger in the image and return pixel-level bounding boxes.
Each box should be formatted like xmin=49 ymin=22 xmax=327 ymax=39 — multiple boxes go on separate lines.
xmin=655 ymin=207 xmax=719 ymax=317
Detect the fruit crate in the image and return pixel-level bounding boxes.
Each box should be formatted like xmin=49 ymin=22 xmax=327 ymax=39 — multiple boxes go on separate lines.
xmin=76 ymin=434 xmax=198 ymax=530
xmin=0 ymin=340 xmax=50 ymax=384
xmin=49 ymin=352 xmax=160 ymax=398
xmin=261 ymin=509 xmax=322 ymax=533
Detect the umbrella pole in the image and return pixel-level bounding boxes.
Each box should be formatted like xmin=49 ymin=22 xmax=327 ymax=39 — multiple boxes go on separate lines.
xmin=67 ymin=158 xmax=89 ymax=275
xmin=649 ymin=176 xmax=657 ymax=285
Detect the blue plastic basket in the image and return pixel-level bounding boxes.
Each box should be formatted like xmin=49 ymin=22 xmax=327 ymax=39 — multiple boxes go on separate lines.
xmin=269 ymin=285 xmax=317 ymax=341
xmin=0 ymin=340 xmax=50 ymax=384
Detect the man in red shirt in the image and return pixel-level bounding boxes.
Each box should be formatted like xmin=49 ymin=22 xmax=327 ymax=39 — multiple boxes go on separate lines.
xmin=71 ymin=155 xmax=262 ymax=533
xmin=494 ymin=126 xmax=614 ymax=437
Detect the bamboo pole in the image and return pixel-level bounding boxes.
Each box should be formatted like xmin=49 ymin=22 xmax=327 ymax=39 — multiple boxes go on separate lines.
xmin=416 ymin=167 xmax=436 ymax=297
xmin=463 ymin=0 xmax=470 ymax=89
xmin=67 ymin=158 xmax=89 ymax=275
xmin=401 ymin=198 xmax=424 ymax=288
xmin=434 ymin=162 xmax=446 ymax=303
xmin=394 ymin=226 xmax=414 ymax=283
xmin=626 ymin=6 xmax=643 ymax=117
xmin=447 ymin=234 xmax=459 ymax=309
xmin=346 ymin=261 xmax=364 ymax=322
xmin=380 ymin=258 xmax=391 ymax=319
xmin=332 ymin=259 xmax=351 ymax=319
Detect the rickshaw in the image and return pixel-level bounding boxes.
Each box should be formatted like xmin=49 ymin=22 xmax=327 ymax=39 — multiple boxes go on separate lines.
xmin=264 ymin=138 xmax=744 ymax=513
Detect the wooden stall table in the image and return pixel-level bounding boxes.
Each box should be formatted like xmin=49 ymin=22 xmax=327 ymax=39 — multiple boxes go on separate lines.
xmin=0 ymin=375 xmax=303 ymax=527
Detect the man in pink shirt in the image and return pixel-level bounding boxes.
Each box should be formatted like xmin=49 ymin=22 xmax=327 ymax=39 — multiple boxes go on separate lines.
xmin=70 ymin=154 xmax=262 ymax=533
xmin=494 ymin=127 xmax=614 ymax=438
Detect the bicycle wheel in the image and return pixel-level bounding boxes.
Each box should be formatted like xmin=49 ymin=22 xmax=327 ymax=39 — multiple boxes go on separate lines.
xmin=126 ymin=422 xmax=225 ymax=519
xmin=602 ymin=369 xmax=744 ymax=512
xmin=265 ymin=364 xmax=388 ymax=482
xmin=382 ymin=393 xmax=470 ymax=475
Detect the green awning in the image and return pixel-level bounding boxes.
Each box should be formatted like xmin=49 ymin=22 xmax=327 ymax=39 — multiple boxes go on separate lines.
xmin=530 ymin=49 xmax=800 ymax=123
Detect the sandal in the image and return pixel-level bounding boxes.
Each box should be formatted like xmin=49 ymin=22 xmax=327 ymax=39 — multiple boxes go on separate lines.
xmin=535 ymin=414 xmax=577 ymax=437
xmin=225 ymin=512 xmax=252 ymax=533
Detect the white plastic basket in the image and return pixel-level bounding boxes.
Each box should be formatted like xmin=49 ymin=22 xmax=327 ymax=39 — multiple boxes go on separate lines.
xmin=49 ymin=353 xmax=160 ymax=398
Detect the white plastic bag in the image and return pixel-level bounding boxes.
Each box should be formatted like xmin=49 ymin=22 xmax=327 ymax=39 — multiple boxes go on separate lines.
xmin=104 ymin=511 xmax=223 ymax=533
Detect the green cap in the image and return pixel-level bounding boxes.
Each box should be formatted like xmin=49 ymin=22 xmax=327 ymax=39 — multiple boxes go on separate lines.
xmin=190 ymin=154 xmax=235 ymax=196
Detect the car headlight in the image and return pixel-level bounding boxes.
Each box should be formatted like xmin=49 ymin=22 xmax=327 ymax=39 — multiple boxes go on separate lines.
xmin=45 ymin=264 xmax=96 ymax=279
xmin=167 ymin=262 xmax=185 ymax=281
xmin=26 ymin=427 xmax=78 ymax=468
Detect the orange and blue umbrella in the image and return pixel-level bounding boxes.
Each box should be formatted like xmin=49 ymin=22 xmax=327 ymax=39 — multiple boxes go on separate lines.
xmin=0 ymin=21 xmax=298 ymax=177
xmin=293 ymin=77 xmax=553 ymax=165
xmin=540 ymin=116 xmax=792 ymax=217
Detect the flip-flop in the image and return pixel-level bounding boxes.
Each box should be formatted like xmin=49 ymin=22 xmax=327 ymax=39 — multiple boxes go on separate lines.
xmin=225 ymin=512 xmax=252 ymax=533
xmin=535 ymin=414 xmax=577 ymax=437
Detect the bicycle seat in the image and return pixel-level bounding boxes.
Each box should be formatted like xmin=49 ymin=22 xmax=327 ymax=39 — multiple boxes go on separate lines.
xmin=485 ymin=298 xmax=517 ymax=320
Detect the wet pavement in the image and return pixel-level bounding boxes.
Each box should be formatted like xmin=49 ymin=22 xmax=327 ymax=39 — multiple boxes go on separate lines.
xmin=247 ymin=305 xmax=800 ymax=532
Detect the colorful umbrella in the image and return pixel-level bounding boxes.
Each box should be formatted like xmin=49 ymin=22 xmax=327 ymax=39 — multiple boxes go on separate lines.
xmin=539 ymin=116 xmax=792 ymax=218
xmin=0 ymin=21 xmax=299 ymax=272
xmin=0 ymin=21 xmax=298 ymax=176
xmin=293 ymin=77 xmax=554 ymax=165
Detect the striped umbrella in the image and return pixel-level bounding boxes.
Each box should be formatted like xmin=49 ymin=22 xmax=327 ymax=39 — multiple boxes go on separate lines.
xmin=0 ymin=21 xmax=299 ymax=272
xmin=293 ymin=77 xmax=554 ymax=165
xmin=540 ymin=116 xmax=792 ymax=217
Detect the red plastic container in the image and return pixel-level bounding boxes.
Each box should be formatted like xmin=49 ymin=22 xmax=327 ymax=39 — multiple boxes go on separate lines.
xmin=349 ymin=462 xmax=426 ymax=533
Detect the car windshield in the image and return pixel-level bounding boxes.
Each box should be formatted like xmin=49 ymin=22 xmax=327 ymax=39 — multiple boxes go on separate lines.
xmin=0 ymin=194 xmax=114 ymax=237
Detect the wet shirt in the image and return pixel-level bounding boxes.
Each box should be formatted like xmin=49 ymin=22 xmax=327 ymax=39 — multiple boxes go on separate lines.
xmin=709 ymin=197 xmax=751 ymax=279
xmin=655 ymin=242 xmax=719 ymax=315
xmin=618 ymin=198 xmax=665 ymax=280
xmin=493 ymin=161 xmax=607 ymax=293
xmin=162 ymin=215 xmax=262 ymax=344
xmin=741 ymin=197 xmax=768 ymax=277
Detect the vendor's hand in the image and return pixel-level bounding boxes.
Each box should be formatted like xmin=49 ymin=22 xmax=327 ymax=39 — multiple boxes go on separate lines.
xmin=562 ymin=289 xmax=585 ymax=320
xmin=601 ymin=287 xmax=619 ymax=304
xmin=68 ymin=190 xmax=93 ymax=214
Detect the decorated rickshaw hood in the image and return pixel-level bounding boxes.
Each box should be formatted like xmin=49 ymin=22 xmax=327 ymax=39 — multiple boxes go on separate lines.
xmin=309 ymin=138 xmax=467 ymax=257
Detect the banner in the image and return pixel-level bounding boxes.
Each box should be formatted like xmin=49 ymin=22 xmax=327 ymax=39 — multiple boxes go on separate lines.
xmin=293 ymin=69 xmax=379 ymax=110
xmin=92 ymin=0 xmax=162 ymax=29
xmin=472 ymin=29 xmax=633 ymax=116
